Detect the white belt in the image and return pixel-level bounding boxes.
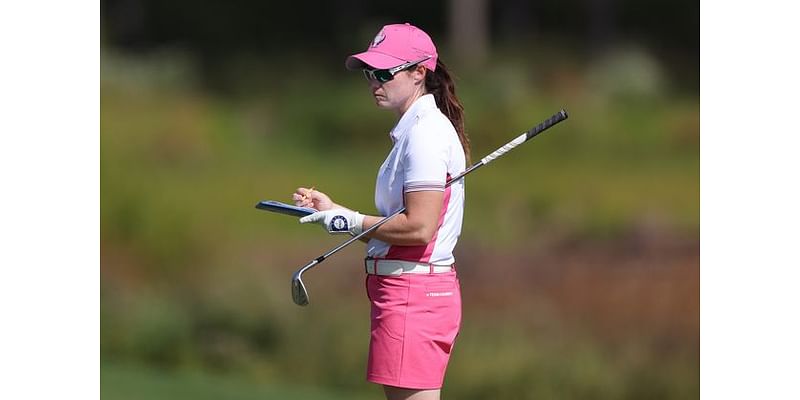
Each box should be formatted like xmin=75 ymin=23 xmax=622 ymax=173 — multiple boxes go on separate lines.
xmin=364 ymin=258 xmax=454 ymax=276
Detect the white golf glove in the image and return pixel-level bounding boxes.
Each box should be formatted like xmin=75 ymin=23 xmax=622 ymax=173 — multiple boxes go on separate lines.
xmin=299 ymin=209 xmax=365 ymax=236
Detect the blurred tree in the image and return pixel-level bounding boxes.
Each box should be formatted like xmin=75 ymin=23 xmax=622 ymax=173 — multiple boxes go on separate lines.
xmin=588 ymin=0 xmax=616 ymax=55
xmin=496 ymin=0 xmax=535 ymax=42
xmin=104 ymin=0 xmax=146 ymax=47
xmin=101 ymin=0 xmax=698 ymax=90
xmin=447 ymin=0 xmax=489 ymax=68
xmin=102 ymin=0 xmax=697 ymax=55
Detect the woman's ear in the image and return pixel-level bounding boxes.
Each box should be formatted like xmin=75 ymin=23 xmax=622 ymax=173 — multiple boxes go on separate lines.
xmin=413 ymin=65 xmax=427 ymax=85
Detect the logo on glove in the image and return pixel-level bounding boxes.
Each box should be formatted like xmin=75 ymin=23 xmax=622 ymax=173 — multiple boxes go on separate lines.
xmin=329 ymin=215 xmax=349 ymax=232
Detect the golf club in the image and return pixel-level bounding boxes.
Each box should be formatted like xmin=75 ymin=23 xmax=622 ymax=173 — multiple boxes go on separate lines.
xmin=292 ymin=109 xmax=569 ymax=306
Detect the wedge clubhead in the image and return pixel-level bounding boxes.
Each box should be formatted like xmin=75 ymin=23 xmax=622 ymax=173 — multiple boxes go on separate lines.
xmin=291 ymin=259 xmax=319 ymax=306
xmin=291 ymin=272 xmax=309 ymax=306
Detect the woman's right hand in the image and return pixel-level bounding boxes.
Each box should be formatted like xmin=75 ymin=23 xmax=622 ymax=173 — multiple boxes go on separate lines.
xmin=293 ymin=187 xmax=335 ymax=211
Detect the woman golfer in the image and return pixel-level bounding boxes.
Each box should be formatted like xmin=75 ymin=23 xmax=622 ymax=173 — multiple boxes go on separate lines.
xmin=294 ymin=23 xmax=469 ymax=400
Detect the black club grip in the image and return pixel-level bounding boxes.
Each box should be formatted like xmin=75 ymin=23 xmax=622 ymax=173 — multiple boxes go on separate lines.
xmin=478 ymin=109 xmax=569 ymax=165
xmin=525 ymin=109 xmax=568 ymax=141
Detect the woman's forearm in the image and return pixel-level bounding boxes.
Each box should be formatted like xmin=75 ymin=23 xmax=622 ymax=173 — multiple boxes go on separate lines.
xmin=353 ymin=191 xmax=443 ymax=245
xmin=361 ymin=213 xmax=435 ymax=246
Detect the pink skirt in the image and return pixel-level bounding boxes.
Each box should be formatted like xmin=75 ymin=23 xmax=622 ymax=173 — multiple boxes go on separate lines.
xmin=365 ymin=270 xmax=462 ymax=389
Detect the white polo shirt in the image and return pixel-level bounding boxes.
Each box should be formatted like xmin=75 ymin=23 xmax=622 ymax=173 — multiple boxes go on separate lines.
xmin=366 ymin=94 xmax=466 ymax=265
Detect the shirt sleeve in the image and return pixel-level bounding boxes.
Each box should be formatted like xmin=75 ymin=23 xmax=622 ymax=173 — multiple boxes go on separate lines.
xmin=402 ymin=121 xmax=449 ymax=193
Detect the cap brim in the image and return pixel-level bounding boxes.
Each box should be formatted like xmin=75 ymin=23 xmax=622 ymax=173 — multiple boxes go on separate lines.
xmin=345 ymin=50 xmax=406 ymax=70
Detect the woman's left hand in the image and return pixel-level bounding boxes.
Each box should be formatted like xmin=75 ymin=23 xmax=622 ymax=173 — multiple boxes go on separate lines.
xmin=299 ymin=209 xmax=365 ymax=236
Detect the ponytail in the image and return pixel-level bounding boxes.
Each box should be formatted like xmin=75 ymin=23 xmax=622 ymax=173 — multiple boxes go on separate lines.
xmin=425 ymin=59 xmax=471 ymax=165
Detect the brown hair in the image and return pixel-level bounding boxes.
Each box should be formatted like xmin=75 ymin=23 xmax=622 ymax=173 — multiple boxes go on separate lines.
xmin=424 ymin=59 xmax=471 ymax=165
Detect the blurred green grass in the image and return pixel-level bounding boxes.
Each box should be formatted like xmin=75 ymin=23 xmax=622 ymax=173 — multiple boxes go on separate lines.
xmin=102 ymin=362 xmax=375 ymax=400
xmin=101 ymin=48 xmax=698 ymax=399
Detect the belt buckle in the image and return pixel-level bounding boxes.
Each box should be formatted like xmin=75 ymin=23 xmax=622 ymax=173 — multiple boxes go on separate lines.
xmin=365 ymin=258 xmax=383 ymax=275
xmin=365 ymin=258 xmax=406 ymax=276
xmin=364 ymin=258 xmax=374 ymax=274
xmin=384 ymin=261 xmax=404 ymax=276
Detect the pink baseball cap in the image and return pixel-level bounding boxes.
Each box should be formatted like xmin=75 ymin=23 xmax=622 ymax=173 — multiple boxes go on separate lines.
xmin=345 ymin=23 xmax=438 ymax=71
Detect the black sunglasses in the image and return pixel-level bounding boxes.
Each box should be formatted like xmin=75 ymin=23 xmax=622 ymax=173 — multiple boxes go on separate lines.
xmin=362 ymin=56 xmax=432 ymax=83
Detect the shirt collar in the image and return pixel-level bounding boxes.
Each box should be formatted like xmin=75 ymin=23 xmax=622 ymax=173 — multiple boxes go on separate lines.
xmin=389 ymin=94 xmax=437 ymax=142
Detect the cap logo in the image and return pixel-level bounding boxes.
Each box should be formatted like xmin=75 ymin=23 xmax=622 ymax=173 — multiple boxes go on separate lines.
xmin=370 ymin=30 xmax=386 ymax=48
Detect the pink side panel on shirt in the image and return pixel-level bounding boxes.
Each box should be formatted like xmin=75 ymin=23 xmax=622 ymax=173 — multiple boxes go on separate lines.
xmin=385 ymin=177 xmax=452 ymax=263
